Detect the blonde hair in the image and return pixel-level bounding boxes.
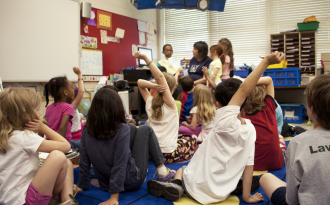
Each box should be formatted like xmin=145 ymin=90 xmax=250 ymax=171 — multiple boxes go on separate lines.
xmin=244 ymin=85 xmax=266 ymax=113
xmin=192 ymin=84 xmax=216 ymax=125
xmin=0 ymin=88 xmax=41 ymax=153
xmin=151 ymin=73 xmax=177 ymax=121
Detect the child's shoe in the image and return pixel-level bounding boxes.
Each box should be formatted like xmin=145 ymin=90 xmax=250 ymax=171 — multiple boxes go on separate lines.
xmin=72 ymin=184 xmax=78 ymax=197
xmin=157 ymin=167 xmax=176 ymax=182
xmin=48 ymin=198 xmax=60 ymax=205
xmin=58 ymin=195 xmax=79 ymax=205
xmin=147 ymin=180 xmax=183 ymax=201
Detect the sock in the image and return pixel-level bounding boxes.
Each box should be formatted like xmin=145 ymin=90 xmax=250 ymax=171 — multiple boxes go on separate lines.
xmin=173 ymin=179 xmax=182 ymax=186
xmin=157 ymin=165 xmax=167 ymax=175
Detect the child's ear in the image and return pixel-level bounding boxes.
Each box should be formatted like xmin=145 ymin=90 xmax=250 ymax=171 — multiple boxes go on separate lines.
xmin=63 ymin=88 xmax=68 ymax=96
xmin=216 ymin=101 xmax=222 ymax=108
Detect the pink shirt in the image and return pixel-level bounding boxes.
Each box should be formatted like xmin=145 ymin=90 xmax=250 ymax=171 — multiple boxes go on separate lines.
xmin=221 ymin=55 xmax=231 ymax=80
xmin=45 ymin=102 xmax=74 ymax=142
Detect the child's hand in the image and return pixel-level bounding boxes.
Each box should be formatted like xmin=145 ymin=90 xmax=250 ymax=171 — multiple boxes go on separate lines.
xmin=25 ymin=119 xmax=45 ymax=133
xmin=182 ymin=121 xmax=189 ymax=126
xmin=185 ymin=116 xmax=192 ymax=123
xmin=134 ymin=51 xmax=147 ymax=60
xmin=265 ymin=51 xmax=285 ymax=65
xmin=155 ymin=84 xmax=168 ymax=93
xmin=202 ymin=66 xmax=209 ymax=76
xmin=73 ymin=67 xmax=81 ymax=75
xmin=177 ymin=67 xmax=184 ymax=74
xmin=243 ymin=193 xmax=264 ymax=204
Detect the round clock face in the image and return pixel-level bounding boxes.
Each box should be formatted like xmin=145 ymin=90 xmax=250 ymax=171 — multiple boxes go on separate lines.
xmin=199 ymin=0 xmax=208 ymax=9
xmin=91 ymin=11 xmax=95 ymax=19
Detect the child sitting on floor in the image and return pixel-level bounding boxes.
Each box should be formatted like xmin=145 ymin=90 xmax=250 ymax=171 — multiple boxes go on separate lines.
xmin=0 ymin=88 xmax=77 ymax=205
xmin=135 ymin=51 xmax=197 ymax=164
xmin=260 ymin=74 xmax=330 ymax=205
xmin=147 ymin=52 xmax=285 ymax=204
xmin=172 ymin=84 xmax=183 ymax=117
xmin=243 ymin=76 xmax=285 ymax=171
xmin=179 ymin=84 xmax=216 ymax=142
xmin=77 ymin=88 xmax=176 ymax=205
xmin=178 ymin=76 xmax=195 ymax=123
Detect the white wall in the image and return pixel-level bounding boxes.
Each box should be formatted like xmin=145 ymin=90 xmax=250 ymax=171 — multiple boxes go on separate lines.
xmin=2 ymin=0 xmax=160 ymax=117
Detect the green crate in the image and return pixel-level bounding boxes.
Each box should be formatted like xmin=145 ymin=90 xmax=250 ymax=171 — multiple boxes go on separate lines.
xmin=297 ymin=21 xmax=319 ymax=31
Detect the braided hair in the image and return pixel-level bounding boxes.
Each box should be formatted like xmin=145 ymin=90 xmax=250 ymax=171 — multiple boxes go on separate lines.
xmin=45 ymin=77 xmax=68 ymax=107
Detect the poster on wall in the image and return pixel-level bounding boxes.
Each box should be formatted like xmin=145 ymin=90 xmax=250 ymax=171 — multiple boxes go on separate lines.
xmin=81 ymin=35 xmax=97 ymax=49
xmin=100 ymin=30 xmax=108 ymax=44
xmin=97 ymin=10 xmax=112 ymax=30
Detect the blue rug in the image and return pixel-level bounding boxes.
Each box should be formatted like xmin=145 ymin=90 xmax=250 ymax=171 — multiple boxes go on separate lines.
xmin=74 ymin=141 xmax=289 ymax=205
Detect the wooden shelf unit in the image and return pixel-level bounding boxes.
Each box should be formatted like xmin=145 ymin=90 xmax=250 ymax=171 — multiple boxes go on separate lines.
xmin=270 ymin=31 xmax=317 ymax=76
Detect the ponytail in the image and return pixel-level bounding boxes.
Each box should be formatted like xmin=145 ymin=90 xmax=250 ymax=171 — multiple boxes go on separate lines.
xmin=151 ymin=94 xmax=164 ymax=120
xmin=220 ymin=54 xmax=225 ymax=65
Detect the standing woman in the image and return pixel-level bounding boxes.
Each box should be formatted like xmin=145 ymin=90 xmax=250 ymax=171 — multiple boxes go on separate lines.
xmin=188 ymin=41 xmax=212 ymax=85
xmin=219 ymin=38 xmax=234 ymax=79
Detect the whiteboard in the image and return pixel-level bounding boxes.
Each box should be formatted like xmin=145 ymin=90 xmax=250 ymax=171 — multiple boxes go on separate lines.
xmin=0 ymin=0 xmax=80 ymax=82
xmin=81 ymin=49 xmax=103 ymax=75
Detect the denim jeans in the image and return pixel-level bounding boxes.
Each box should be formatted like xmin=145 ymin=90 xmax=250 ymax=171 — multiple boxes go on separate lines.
xmin=70 ymin=139 xmax=81 ymax=149
xmin=128 ymin=124 xmax=165 ymax=180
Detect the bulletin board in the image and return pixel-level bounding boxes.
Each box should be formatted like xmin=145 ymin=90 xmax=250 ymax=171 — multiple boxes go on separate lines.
xmin=81 ymin=49 xmax=103 ymax=75
xmin=81 ymin=8 xmax=146 ymax=76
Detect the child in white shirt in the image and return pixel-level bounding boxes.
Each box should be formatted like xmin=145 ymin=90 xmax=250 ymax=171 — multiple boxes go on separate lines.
xmin=147 ymin=52 xmax=285 ymax=204
xmin=0 ymin=87 xmax=77 ymax=205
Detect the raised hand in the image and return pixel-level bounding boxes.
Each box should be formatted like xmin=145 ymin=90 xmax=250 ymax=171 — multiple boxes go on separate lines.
xmin=73 ymin=67 xmax=81 ymax=75
xmin=202 ymin=66 xmax=209 ymax=76
xmin=155 ymin=84 xmax=168 ymax=93
xmin=134 ymin=51 xmax=147 ymax=60
xmin=266 ymin=51 xmax=285 ymax=65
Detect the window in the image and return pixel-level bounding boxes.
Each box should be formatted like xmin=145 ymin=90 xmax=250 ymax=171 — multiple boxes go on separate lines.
xmin=164 ymin=0 xmax=330 ymax=67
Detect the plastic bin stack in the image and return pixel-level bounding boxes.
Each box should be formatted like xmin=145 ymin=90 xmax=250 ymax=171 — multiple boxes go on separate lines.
xmin=280 ymin=104 xmax=306 ymax=124
xmin=263 ymin=67 xmax=301 ymax=87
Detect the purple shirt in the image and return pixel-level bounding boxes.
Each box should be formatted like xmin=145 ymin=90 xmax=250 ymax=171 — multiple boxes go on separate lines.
xmin=45 ymin=102 xmax=74 ymax=142
xmin=188 ymin=56 xmax=213 ymax=81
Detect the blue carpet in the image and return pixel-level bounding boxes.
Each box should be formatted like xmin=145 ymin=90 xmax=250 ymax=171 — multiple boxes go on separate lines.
xmin=74 ymin=141 xmax=290 ymax=205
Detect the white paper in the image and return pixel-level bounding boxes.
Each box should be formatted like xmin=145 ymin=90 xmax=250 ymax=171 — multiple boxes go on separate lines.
xmin=39 ymin=152 xmax=50 ymax=159
xmin=132 ymin=44 xmax=138 ymax=56
xmin=98 ymin=76 xmax=108 ymax=85
xmin=139 ymin=32 xmax=146 ymax=45
xmin=107 ymin=36 xmax=119 ymax=43
xmin=146 ymin=22 xmax=155 ymax=35
xmin=137 ymin=20 xmax=147 ymax=32
xmin=147 ymin=33 xmax=156 ymax=42
xmin=115 ymin=28 xmax=125 ymax=39
xmin=152 ymin=46 xmax=158 ymax=59
xmin=100 ymin=30 xmax=108 ymax=44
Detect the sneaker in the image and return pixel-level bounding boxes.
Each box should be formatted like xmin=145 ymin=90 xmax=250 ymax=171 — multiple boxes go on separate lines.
xmin=293 ymin=126 xmax=307 ymax=135
xmin=48 ymin=198 xmax=60 ymax=205
xmin=72 ymin=184 xmax=78 ymax=198
xmin=58 ymin=195 xmax=79 ymax=205
xmin=157 ymin=167 xmax=176 ymax=182
xmin=147 ymin=180 xmax=183 ymax=201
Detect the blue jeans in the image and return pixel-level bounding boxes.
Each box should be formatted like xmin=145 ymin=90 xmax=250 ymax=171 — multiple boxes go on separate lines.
xmin=70 ymin=139 xmax=80 ymax=149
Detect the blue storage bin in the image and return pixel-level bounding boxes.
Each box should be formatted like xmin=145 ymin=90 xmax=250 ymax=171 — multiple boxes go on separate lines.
xmin=263 ymin=67 xmax=301 ymax=87
xmin=280 ymin=104 xmax=306 ymax=124
xmin=234 ymin=70 xmax=251 ymax=78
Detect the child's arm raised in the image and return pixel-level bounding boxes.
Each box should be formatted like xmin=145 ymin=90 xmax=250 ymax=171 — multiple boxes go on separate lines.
xmin=25 ymin=119 xmax=71 ymax=153
xmin=175 ymin=67 xmax=184 ymax=83
xmin=228 ymin=52 xmax=284 ymax=107
xmin=242 ymin=165 xmax=264 ymax=203
xmin=256 ymin=76 xmax=274 ymax=98
xmin=135 ymin=52 xmax=176 ymax=110
xmin=71 ymin=67 xmax=85 ymax=109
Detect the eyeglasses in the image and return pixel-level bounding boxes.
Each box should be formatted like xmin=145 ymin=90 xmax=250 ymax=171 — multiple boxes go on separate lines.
xmin=164 ymin=50 xmax=173 ymax=52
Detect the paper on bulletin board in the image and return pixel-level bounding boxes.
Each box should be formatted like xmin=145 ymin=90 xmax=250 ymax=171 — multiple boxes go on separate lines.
xmin=137 ymin=20 xmax=147 ymax=32
xmin=152 ymin=46 xmax=158 ymax=59
xmin=115 ymin=28 xmax=125 ymax=39
xmin=147 ymin=33 xmax=156 ymax=42
xmin=81 ymin=36 xmax=97 ymax=49
xmin=146 ymin=22 xmax=155 ymax=35
xmin=132 ymin=44 xmax=138 ymax=56
xmin=139 ymin=32 xmax=146 ymax=45
xmin=100 ymin=30 xmax=108 ymax=44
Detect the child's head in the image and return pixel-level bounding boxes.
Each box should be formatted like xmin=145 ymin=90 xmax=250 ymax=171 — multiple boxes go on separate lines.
xmin=193 ymin=84 xmax=216 ymax=125
xmin=158 ymin=66 xmax=167 ymax=73
xmin=210 ymin=45 xmax=225 ymax=64
xmin=0 ymin=87 xmax=41 ymax=153
xmin=244 ymin=85 xmax=266 ymax=114
xmin=86 ymin=88 xmax=126 ymax=140
xmin=193 ymin=41 xmax=208 ymax=59
xmin=151 ymin=73 xmax=177 ymax=120
xmin=162 ymin=44 xmax=173 ymax=58
xmin=305 ymin=74 xmax=330 ymax=130
xmin=215 ymin=78 xmax=242 ymax=108
xmin=172 ymin=84 xmax=183 ymax=101
xmin=180 ymin=76 xmax=194 ymax=92
xmin=103 ymin=85 xmax=119 ymax=92
xmin=218 ymin=38 xmax=234 ymax=70
xmin=45 ymin=77 xmax=75 ymax=106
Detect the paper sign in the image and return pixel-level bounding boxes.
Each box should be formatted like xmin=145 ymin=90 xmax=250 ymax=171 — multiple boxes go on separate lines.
xmin=99 ymin=14 xmax=111 ymax=27
xmin=137 ymin=20 xmax=147 ymax=32
xmin=115 ymin=28 xmax=125 ymax=39
xmin=100 ymin=30 xmax=108 ymax=44
xmin=132 ymin=44 xmax=138 ymax=56
xmin=139 ymin=32 xmax=146 ymax=45
xmin=147 ymin=22 xmax=155 ymax=35
xmin=107 ymin=36 xmax=119 ymax=43
xmin=147 ymin=33 xmax=156 ymax=42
